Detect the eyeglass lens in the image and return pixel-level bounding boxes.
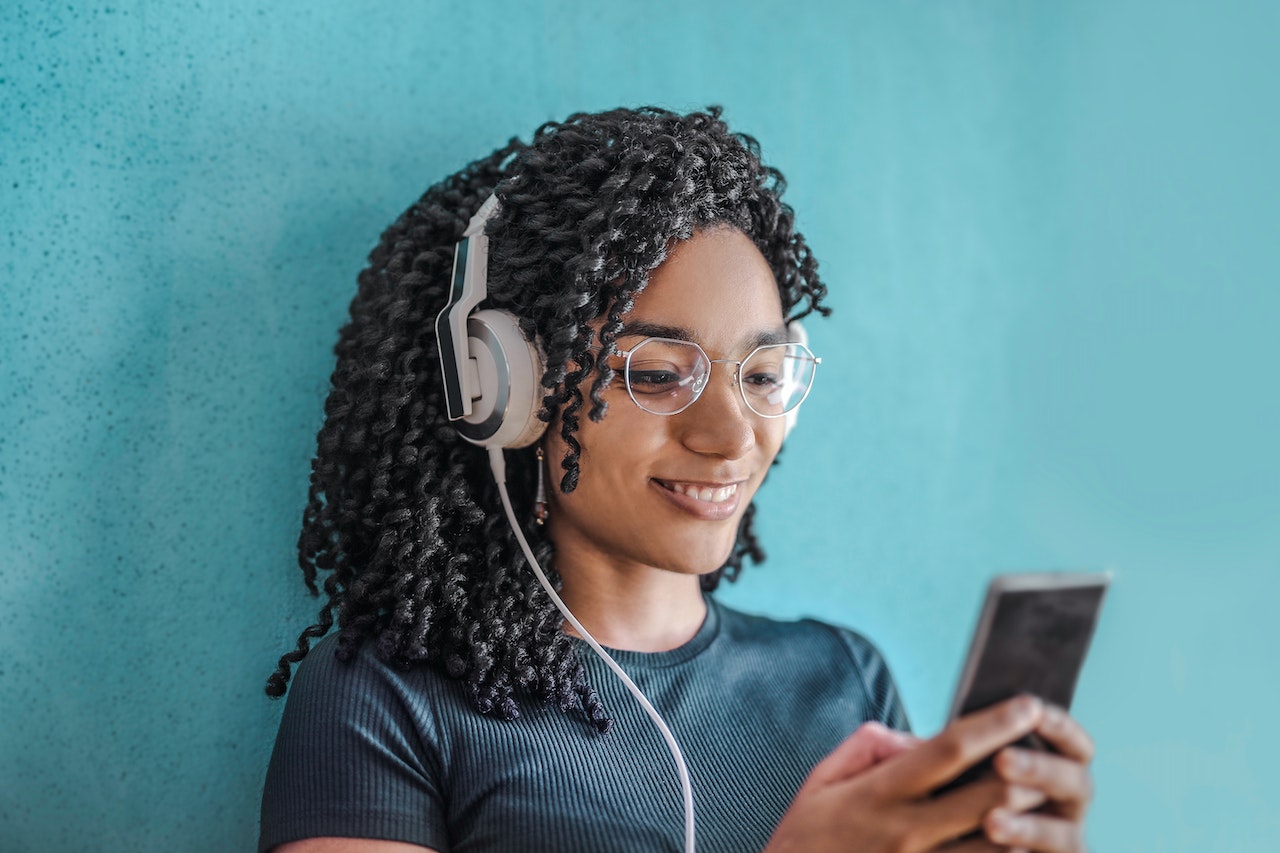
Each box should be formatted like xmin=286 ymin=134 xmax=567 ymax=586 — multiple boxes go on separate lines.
xmin=624 ymin=339 xmax=817 ymax=417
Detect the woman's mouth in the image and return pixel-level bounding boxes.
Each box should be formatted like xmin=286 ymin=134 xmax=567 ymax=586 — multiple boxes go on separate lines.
xmin=652 ymin=479 xmax=744 ymax=520
xmin=658 ymin=481 xmax=740 ymax=504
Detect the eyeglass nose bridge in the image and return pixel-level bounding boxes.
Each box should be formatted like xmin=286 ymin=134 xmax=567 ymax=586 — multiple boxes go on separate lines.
xmin=701 ymin=357 xmax=746 ymax=390
xmin=684 ymin=357 xmax=748 ymax=410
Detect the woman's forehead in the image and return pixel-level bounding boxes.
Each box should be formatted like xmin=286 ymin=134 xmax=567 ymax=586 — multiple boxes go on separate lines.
xmin=610 ymin=228 xmax=785 ymax=350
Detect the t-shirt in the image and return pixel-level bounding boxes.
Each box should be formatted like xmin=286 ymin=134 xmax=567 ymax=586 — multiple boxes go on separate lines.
xmin=259 ymin=596 xmax=908 ymax=852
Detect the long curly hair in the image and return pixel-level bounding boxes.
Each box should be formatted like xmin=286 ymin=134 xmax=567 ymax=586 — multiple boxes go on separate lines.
xmin=267 ymin=106 xmax=831 ymax=731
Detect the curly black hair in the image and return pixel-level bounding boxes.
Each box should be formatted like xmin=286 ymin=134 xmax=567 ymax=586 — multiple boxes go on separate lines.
xmin=266 ymin=106 xmax=831 ymax=732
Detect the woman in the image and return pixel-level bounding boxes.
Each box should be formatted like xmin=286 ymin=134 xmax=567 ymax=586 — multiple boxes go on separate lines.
xmin=261 ymin=107 xmax=1094 ymax=852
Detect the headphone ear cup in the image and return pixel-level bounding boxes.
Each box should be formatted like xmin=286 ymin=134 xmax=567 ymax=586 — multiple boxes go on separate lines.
xmin=454 ymin=309 xmax=547 ymax=449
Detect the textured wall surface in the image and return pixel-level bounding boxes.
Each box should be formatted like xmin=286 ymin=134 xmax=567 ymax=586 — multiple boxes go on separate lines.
xmin=2 ymin=1 xmax=1277 ymax=850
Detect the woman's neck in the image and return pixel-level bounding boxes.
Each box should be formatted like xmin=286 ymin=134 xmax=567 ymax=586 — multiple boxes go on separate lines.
xmin=555 ymin=565 xmax=708 ymax=652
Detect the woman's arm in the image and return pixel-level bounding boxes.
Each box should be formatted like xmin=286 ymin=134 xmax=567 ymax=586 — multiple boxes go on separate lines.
xmin=274 ymin=839 xmax=439 ymax=853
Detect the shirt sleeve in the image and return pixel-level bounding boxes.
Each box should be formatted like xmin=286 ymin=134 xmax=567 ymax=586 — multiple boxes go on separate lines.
xmin=259 ymin=634 xmax=449 ymax=852
xmin=834 ymin=628 xmax=912 ymax=733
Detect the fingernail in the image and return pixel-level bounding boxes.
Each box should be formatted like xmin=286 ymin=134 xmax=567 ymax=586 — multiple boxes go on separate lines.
xmin=988 ymin=809 xmax=1027 ymax=842
xmin=1015 ymin=695 xmax=1042 ymax=724
xmin=987 ymin=809 xmax=1012 ymax=841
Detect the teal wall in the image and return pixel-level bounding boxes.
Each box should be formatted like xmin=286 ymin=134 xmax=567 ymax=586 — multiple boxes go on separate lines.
xmin=3 ymin=1 xmax=1276 ymax=850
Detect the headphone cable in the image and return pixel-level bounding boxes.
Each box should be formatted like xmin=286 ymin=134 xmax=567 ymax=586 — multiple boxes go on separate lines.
xmin=488 ymin=446 xmax=697 ymax=853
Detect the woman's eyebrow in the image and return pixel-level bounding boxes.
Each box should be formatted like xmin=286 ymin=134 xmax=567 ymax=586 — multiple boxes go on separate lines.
xmin=616 ymin=320 xmax=695 ymax=341
xmin=750 ymin=327 xmax=790 ymax=348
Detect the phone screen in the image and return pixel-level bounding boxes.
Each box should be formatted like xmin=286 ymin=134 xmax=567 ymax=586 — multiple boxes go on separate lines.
xmin=937 ymin=572 xmax=1109 ymax=796
xmin=950 ymin=574 xmax=1110 ymax=720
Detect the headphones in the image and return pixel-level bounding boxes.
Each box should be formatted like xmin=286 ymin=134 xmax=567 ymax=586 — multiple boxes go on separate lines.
xmin=435 ymin=194 xmax=807 ymax=449
xmin=435 ymin=195 xmax=546 ymax=449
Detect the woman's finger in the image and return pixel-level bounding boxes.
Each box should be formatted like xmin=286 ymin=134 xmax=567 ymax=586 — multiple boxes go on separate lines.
xmin=1032 ymin=704 xmax=1095 ymax=764
xmin=994 ymin=747 xmax=1093 ymax=817
xmin=915 ymin=774 xmax=1045 ymax=845
xmin=806 ymin=721 xmax=920 ymax=786
xmin=986 ymin=809 xmax=1087 ymax=853
xmin=873 ymin=696 xmax=1044 ymax=798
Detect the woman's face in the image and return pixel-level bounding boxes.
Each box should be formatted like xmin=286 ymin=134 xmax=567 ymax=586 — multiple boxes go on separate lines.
xmin=543 ymin=226 xmax=789 ymax=582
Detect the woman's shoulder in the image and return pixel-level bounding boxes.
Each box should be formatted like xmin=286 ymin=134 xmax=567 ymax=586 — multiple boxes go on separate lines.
xmin=264 ymin=632 xmax=457 ymax=853
xmin=710 ymin=598 xmax=909 ymax=729
xmin=282 ymin=631 xmax=465 ymax=736
xmin=290 ymin=630 xmax=415 ymax=690
xmin=712 ymin=598 xmax=889 ymax=663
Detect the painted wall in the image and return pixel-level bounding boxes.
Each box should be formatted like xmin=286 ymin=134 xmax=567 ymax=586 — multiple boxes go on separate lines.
xmin=3 ymin=1 xmax=1276 ymax=849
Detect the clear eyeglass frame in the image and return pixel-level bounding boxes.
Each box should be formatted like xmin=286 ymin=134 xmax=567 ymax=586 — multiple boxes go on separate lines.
xmin=607 ymin=336 xmax=821 ymax=418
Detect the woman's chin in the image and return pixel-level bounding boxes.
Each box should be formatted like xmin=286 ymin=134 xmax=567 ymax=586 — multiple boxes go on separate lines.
xmin=652 ymin=538 xmax=739 ymax=580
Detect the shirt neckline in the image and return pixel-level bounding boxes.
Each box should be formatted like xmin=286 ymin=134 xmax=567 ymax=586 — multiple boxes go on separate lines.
xmin=569 ymin=594 xmax=721 ymax=670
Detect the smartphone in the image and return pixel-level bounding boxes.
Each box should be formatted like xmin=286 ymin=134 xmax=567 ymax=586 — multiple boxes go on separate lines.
xmin=939 ymin=571 xmax=1110 ymax=792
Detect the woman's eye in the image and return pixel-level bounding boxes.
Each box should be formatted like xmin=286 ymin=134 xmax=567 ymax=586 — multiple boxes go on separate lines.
xmin=742 ymin=372 xmax=781 ymax=391
xmin=742 ymin=371 xmax=784 ymax=399
xmin=629 ymin=369 xmax=683 ymax=392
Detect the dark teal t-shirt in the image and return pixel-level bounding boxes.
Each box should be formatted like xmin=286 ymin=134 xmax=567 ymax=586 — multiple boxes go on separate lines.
xmin=260 ymin=597 xmax=908 ymax=852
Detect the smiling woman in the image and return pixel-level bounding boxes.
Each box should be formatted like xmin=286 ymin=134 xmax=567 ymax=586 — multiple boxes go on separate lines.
xmin=543 ymin=227 xmax=790 ymax=600
xmin=260 ymin=107 xmax=1097 ymax=853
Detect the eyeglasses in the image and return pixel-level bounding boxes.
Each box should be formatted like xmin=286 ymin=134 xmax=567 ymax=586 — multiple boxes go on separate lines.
xmin=608 ymin=337 xmax=821 ymax=417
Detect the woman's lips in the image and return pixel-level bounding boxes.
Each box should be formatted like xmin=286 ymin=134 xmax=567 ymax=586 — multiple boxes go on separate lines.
xmin=651 ymin=478 xmax=744 ymax=520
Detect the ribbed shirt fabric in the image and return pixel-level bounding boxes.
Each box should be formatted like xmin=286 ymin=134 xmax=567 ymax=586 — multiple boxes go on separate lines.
xmin=259 ymin=596 xmax=908 ymax=853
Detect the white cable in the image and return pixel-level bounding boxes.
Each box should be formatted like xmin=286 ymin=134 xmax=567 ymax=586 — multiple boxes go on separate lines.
xmin=488 ymin=446 xmax=697 ymax=853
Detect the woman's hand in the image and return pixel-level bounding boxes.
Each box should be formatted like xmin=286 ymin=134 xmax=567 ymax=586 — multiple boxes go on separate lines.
xmin=982 ymin=702 xmax=1095 ymax=851
xmin=764 ymin=696 xmax=1094 ymax=853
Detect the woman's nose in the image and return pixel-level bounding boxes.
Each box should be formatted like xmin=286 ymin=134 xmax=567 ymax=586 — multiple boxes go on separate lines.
xmin=677 ymin=363 xmax=754 ymax=459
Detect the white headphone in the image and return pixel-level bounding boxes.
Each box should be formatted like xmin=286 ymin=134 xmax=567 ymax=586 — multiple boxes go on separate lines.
xmin=435 ymin=195 xmax=546 ymax=449
xmin=435 ymin=195 xmax=808 ymax=448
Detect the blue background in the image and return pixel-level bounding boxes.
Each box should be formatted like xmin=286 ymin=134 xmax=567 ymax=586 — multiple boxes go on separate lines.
xmin=3 ymin=1 xmax=1276 ymax=850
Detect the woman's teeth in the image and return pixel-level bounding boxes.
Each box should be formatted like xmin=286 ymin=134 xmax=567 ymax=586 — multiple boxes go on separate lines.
xmin=665 ymin=482 xmax=739 ymax=503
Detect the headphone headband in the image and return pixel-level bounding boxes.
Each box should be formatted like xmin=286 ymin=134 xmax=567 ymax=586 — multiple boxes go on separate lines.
xmin=436 ymin=196 xmax=502 ymax=422
xmin=434 ymin=197 xmax=546 ymax=449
